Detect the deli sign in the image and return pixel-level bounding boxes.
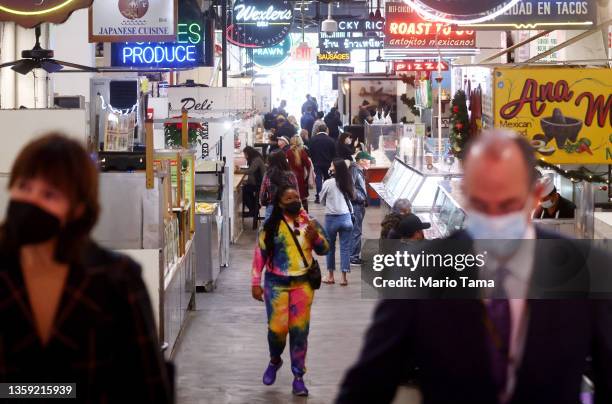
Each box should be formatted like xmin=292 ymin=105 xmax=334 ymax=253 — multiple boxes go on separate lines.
xmin=394 ymin=60 xmax=449 ymax=72
xmin=494 ymin=68 xmax=612 ymax=164
xmin=0 ymin=0 xmax=92 ymax=28
xmin=227 ymin=0 xmax=293 ymax=48
xmin=384 ymin=3 xmax=475 ymax=50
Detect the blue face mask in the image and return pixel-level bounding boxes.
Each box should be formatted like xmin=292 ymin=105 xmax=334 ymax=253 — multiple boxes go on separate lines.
xmin=465 ymin=206 xmax=530 ymax=258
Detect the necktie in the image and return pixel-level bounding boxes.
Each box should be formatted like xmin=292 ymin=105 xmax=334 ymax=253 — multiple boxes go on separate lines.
xmin=485 ymin=267 xmax=511 ymax=397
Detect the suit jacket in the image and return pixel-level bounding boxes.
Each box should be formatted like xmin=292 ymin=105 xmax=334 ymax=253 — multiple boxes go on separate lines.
xmin=336 ymin=228 xmax=612 ymax=404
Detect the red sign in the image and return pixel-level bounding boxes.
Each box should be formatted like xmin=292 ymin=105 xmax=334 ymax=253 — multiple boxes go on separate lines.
xmin=0 ymin=0 xmax=92 ymax=28
xmin=394 ymin=60 xmax=449 ymax=72
xmin=384 ymin=2 xmax=476 ymax=50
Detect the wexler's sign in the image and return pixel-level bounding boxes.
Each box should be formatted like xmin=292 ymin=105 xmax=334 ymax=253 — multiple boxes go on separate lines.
xmin=0 ymin=0 xmax=92 ymax=28
xmin=227 ymin=0 xmax=294 ymax=48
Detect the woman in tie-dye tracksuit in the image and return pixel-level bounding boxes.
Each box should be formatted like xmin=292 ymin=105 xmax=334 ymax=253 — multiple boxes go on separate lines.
xmin=252 ymin=185 xmax=329 ymax=397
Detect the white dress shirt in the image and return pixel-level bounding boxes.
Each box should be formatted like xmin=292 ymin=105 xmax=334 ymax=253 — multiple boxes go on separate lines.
xmin=476 ymin=225 xmax=536 ymax=403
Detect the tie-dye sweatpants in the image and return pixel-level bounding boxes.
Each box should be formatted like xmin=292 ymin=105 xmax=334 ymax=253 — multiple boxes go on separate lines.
xmin=264 ymin=273 xmax=314 ymax=376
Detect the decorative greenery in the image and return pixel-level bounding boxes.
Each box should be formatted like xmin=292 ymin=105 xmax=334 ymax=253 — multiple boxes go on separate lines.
xmin=400 ymin=94 xmax=420 ymax=117
xmin=164 ymin=118 xmax=205 ymax=149
xmin=449 ymin=90 xmax=470 ymax=158
xmin=536 ymin=159 xmax=609 ymax=184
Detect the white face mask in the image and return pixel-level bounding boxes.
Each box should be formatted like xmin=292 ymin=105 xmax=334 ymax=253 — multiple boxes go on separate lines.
xmin=540 ymin=199 xmax=554 ymax=209
xmin=465 ymin=200 xmax=532 ymax=258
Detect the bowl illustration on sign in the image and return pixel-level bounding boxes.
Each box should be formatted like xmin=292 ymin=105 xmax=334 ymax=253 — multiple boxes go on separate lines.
xmin=540 ymin=108 xmax=582 ymax=149
xmin=119 ymin=0 xmax=149 ymax=20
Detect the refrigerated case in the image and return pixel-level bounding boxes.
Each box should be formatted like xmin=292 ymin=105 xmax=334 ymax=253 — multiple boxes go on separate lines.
xmin=371 ymin=157 xmax=462 ymax=213
xmin=430 ymin=180 xmax=466 ymax=238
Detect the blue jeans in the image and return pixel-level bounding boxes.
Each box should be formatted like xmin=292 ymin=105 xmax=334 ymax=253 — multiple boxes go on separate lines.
xmin=351 ymin=203 xmax=365 ymax=261
xmin=325 ymin=214 xmax=353 ymax=272
xmin=264 ymin=204 xmax=274 ymax=222
xmin=314 ymin=166 xmax=330 ymax=199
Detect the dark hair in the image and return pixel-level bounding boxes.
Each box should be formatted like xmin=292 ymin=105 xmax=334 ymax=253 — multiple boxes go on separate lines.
xmin=266 ymin=150 xmax=291 ymax=186
xmin=263 ymin=185 xmax=298 ymax=259
xmin=317 ymin=111 xmax=324 ymax=119
xmin=332 ymin=158 xmax=355 ymax=199
xmin=316 ymin=123 xmax=328 ymax=134
xmin=338 ymin=132 xmax=351 ymax=145
xmin=1 ymin=133 xmax=100 ymax=263
xmin=243 ymin=146 xmax=262 ymax=165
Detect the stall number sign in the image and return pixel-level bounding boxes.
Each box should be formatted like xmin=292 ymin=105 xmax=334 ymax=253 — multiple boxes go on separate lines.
xmin=394 ymin=60 xmax=449 ymax=72
xmin=317 ymin=51 xmax=351 ymax=64
xmin=384 ymin=3 xmax=475 ymax=49
xmin=460 ymin=0 xmax=597 ymax=30
xmin=111 ymin=22 xmax=205 ymax=67
xmin=227 ymin=0 xmax=293 ymax=48
xmin=319 ymin=18 xmax=384 ymax=51
xmin=494 ymin=68 xmax=612 ymax=164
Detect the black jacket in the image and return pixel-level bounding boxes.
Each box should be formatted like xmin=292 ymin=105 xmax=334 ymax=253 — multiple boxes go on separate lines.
xmin=309 ymin=133 xmax=336 ymax=169
xmin=336 ymin=142 xmax=354 ymax=161
xmin=337 ymin=228 xmax=612 ymax=404
xmin=324 ymin=111 xmax=342 ymax=140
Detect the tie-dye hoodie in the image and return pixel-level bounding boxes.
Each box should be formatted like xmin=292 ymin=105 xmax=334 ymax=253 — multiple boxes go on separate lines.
xmin=252 ymin=210 xmax=330 ymax=286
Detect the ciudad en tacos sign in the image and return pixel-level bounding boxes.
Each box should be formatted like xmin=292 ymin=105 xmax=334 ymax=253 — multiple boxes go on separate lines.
xmin=494 ymin=68 xmax=612 ymax=164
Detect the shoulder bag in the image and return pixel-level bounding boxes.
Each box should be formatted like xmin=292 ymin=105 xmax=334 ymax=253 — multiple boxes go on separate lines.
xmin=342 ymin=191 xmax=356 ymax=225
xmin=282 ymin=219 xmax=321 ymax=290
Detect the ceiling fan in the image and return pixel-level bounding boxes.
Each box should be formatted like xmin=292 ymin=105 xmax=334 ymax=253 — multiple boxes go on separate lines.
xmin=0 ymin=26 xmax=98 ymax=75
xmin=364 ymin=50 xmax=385 ymax=63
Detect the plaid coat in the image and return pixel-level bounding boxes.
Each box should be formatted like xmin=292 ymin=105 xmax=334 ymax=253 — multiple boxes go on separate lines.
xmin=0 ymin=241 xmax=172 ymax=403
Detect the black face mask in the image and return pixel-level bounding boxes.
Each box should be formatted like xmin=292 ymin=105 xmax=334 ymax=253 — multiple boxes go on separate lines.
xmin=283 ymin=201 xmax=302 ymax=216
xmin=4 ymin=200 xmax=62 ymax=247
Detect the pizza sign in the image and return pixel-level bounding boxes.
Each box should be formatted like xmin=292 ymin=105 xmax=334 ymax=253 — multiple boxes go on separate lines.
xmin=394 ymin=60 xmax=449 ymax=72
xmin=0 ymin=0 xmax=92 ymax=27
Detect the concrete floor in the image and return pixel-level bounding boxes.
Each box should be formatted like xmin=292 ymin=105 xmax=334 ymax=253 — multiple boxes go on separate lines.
xmin=173 ymin=202 xmax=412 ymax=404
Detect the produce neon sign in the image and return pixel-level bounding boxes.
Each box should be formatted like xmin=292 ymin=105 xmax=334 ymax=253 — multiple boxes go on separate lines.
xmin=113 ymin=22 xmax=204 ymax=67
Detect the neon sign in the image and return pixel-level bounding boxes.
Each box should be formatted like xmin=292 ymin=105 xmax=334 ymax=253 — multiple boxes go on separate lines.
xmin=0 ymin=0 xmax=91 ymax=28
xmin=111 ymin=22 xmax=205 ymax=67
xmin=393 ymin=60 xmax=449 ymax=72
xmin=227 ymin=0 xmax=293 ymax=48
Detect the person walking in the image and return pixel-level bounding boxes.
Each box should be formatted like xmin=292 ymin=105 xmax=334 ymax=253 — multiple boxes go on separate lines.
xmin=349 ymin=151 xmax=374 ymax=265
xmin=260 ymin=151 xmax=298 ymax=221
xmin=251 ymin=185 xmax=330 ymax=397
xmin=320 ymin=159 xmax=355 ymax=286
xmin=308 ymin=124 xmax=336 ymax=204
xmin=287 ymin=115 xmax=300 ymax=132
xmin=324 ymin=107 xmax=343 ymax=140
xmin=240 ymin=146 xmax=266 ymax=216
xmin=336 ymin=132 xmax=356 ymax=161
xmin=300 ymin=107 xmax=316 ymax=137
xmin=301 ymin=94 xmax=316 ymax=117
xmin=286 ymin=135 xmax=312 ymax=212
xmin=0 ymin=134 xmax=172 ymax=402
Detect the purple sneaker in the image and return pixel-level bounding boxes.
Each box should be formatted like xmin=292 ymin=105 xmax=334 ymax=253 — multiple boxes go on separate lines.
xmin=262 ymin=360 xmax=283 ymax=385
xmin=292 ymin=377 xmax=309 ymax=396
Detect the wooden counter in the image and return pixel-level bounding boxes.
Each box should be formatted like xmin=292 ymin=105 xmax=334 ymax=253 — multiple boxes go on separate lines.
xmin=232 ymin=173 xmax=246 ymax=242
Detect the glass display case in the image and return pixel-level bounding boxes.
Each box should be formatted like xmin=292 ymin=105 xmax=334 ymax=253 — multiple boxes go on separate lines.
xmin=364 ymin=123 xmax=404 ymax=167
xmin=371 ymin=157 xmax=462 ymax=212
xmin=430 ymin=180 xmax=466 ymax=238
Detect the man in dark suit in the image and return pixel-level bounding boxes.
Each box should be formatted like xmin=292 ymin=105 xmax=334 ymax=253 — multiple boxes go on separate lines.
xmin=308 ymin=124 xmax=336 ymax=204
xmin=336 ymin=131 xmax=612 ymax=404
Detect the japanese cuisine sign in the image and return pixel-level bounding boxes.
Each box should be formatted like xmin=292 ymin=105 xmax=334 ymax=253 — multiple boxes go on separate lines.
xmin=494 ymin=68 xmax=612 ymax=164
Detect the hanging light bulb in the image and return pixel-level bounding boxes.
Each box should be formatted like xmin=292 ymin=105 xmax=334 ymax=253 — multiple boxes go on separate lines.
xmin=322 ymin=2 xmax=338 ymax=33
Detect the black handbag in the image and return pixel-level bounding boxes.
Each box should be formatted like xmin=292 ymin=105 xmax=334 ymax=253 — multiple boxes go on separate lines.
xmin=283 ymin=219 xmax=322 ymax=290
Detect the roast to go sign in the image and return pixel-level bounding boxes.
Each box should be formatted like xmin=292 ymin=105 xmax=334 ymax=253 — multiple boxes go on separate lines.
xmin=89 ymin=0 xmax=178 ymax=42
xmin=494 ymin=68 xmax=612 ymax=164
xmin=0 ymin=0 xmax=92 ymax=28
xmin=385 ymin=3 xmax=476 ymax=50
xmin=111 ymin=22 xmax=206 ymax=68
xmin=227 ymin=0 xmax=293 ymax=48
xmin=393 ymin=60 xmax=449 ymax=72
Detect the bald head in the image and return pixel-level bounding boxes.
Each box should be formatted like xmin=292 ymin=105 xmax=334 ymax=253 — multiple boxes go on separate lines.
xmin=463 ymin=130 xmax=541 ymax=216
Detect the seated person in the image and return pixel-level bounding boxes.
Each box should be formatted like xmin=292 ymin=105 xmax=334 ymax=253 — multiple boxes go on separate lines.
xmin=532 ymin=176 xmax=576 ymax=219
